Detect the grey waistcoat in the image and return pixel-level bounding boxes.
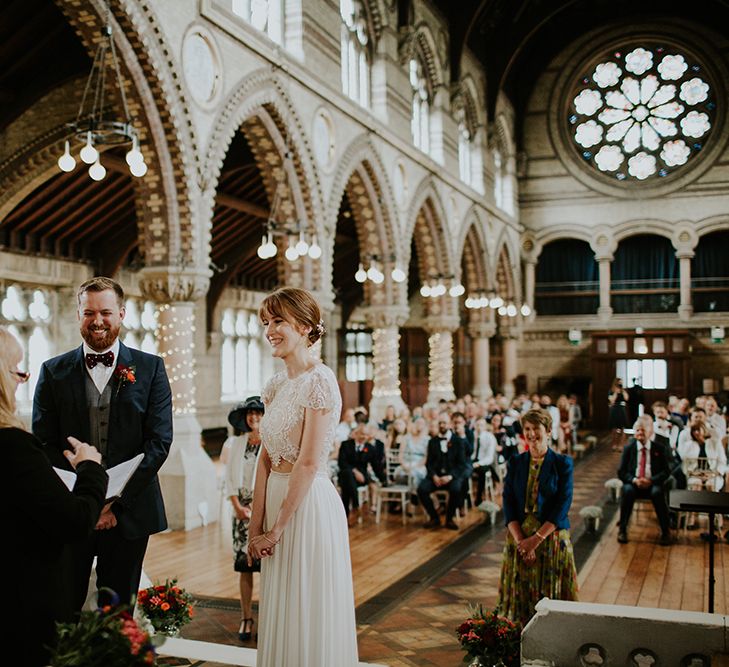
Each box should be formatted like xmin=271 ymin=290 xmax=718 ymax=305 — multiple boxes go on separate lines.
xmin=85 ymin=372 xmax=112 ymax=466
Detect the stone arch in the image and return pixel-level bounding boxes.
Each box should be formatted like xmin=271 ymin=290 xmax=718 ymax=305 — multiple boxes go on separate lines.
xmin=57 ymin=0 xmax=200 ymax=269
xmin=694 ymin=215 xmax=729 ymax=240
xmin=405 ymin=181 xmax=454 ymax=317
xmin=613 ymin=219 xmax=676 ymax=245
xmin=202 ymin=69 xmax=324 ymax=289
xmin=327 ymin=134 xmax=401 ymax=306
xmin=494 ymin=235 xmax=518 ymax=302
xmin=399 ymin=21 xmax=445 ymax=93
xmin=455 ymin=209 xmax=490 ymax=292
xmin=455 ymin=76 xmax=484 ymax=136
xmin=534 ymin=224 xmax=594 ymax=249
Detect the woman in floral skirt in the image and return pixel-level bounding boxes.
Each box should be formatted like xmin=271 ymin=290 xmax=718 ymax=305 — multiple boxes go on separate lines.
xmin=224 ymin=396 xmax=264 ymax=642
xmin=498 ymin=408 xmax=578 ymax=628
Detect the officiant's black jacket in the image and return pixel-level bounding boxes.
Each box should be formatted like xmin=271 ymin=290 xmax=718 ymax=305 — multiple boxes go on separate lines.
xmin=32 ymin=342 xmax=173 ymax=539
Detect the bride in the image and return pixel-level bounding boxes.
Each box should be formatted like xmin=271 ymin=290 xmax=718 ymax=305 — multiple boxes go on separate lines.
xmin=247 ymin=287 xmax=358 ymax=666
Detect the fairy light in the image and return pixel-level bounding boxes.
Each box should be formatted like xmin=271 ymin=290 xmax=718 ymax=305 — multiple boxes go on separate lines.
xmin=427 ymin=330 xmax=455 ymax=398
xmin=157 ymin=303 xmax=197 ymax=415
xmin=371 ymin=327 xmax=402 ymax=398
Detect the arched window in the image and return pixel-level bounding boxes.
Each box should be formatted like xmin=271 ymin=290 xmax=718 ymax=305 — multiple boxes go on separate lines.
xmin=232 ymin=0 xmax=283 ymax=45
xmin=340 ymin=0 xmax=370 ymax=108
xmin=455 ymin=91 xmax=483 ymax=192
xmin=409 ymin=58 xmax=430 ymax=153
xmin=493 ymin=149 xmax=504 ymax=209
xmin=121 ymin=298 xmax=158 ymax=355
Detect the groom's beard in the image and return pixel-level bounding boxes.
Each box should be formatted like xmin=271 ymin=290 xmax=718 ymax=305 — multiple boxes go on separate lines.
xmin=81 ymin=322 xmax=121 ymax=351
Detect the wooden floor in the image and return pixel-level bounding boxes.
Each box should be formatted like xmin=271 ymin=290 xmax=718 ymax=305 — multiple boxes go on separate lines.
xmin=144 ymin=486 xmax=486 ymax=607
xmin=578 ymin=506 xmax=728 ymax=615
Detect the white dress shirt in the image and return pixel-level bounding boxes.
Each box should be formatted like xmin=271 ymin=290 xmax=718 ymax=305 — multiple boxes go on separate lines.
xmin=83 ymin=339 xmax=120 ymax=394
xmin=473 ymin=431 xmax=497 ymax=467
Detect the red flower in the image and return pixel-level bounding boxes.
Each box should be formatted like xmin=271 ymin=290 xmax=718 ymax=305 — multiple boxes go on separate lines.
xmin=115 ymin=364 xmax=137 ymax=396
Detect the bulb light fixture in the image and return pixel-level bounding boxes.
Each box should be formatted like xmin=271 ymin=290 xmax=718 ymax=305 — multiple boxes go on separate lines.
xmin=56 ymin=9 xmax=147 ymax=181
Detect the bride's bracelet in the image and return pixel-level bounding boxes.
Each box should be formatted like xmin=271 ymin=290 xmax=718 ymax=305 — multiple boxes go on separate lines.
xmin=261 ymin=531 xmax=279 ymax=545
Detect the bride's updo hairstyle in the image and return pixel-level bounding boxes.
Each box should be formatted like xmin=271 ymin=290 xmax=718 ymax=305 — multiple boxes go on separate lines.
xmin=259 ymin=287 xmax=325 ymax=347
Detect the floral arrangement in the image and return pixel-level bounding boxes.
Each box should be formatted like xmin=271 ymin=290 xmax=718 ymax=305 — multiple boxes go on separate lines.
xmin=456 ymin=604 xmax=520 ymax=666
xmin=114 ymin=364 xmax=137 ymax=396
xmin=50 ymin=595 xmax=156 ymax=666
xmin=137 ymin=578 xmax=194 ymax=636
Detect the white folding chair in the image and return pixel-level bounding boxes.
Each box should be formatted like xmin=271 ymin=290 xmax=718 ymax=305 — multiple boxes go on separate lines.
xmin=375 ymin=449 xmax=412 ymax=525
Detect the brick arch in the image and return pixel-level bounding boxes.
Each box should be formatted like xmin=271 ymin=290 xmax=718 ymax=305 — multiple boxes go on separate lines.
xmin=460 ymin=218 xmax=490 ymax=295
xmin=495 ymin=244 xmax=517 ymax=302
xmin=202 ymin=69 xmax=323 ymax=288
xmin=408 ymin=191 xmax=455 ymax=318
xmin=57 ymin=0 xmax=200 ymax=268
xmin=327 ymin=134 xmax=400 ymax=306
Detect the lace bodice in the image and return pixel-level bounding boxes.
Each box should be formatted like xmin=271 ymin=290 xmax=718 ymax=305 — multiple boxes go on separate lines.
xmin=260 ymin=363 xmax=342 ymax=471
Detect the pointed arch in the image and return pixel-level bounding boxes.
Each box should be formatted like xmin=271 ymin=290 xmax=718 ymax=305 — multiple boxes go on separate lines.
xmin=458 ymin=211 xmax=490 ymax=296
xmin=57 ymin=0 xmax=201 ymax=268
xmin=399 ymin=21 xmax=445 ymax=92
xmin=327 ymin=134 xmax=401 ymax=306
xmin=202 ymin=68 xmax=324 ymax=288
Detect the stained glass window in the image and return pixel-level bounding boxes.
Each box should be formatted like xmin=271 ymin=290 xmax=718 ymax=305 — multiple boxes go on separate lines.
xmin=569 ymin=44 xmax=715 ymax=182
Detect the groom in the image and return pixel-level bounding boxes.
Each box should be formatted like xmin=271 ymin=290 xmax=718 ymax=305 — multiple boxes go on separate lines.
xmin=33 ymin=277 xmax=173 ymax=611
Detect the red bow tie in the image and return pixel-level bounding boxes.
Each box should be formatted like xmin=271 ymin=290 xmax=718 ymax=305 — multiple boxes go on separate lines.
xmin=85 ymin=351 xmax=115 ymax=369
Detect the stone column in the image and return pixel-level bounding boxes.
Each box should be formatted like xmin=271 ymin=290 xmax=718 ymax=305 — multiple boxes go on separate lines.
xmin=468 ymin=321 xmax=496 ymax=399
xmin=501 ymin=329 xmax=519 ymax=402
xmin=425 ymin=315 xmax=460 ymax=404
xmin=139 ymin=268 xmax=219 ymax=531
xmin=597 ymin=256 xmax=613 ymax=320
xmin=677 ymin=250 xmax=694 ymax=320
xmin=363 ymin=305 xmax=408 ymax=421
xmin=523 ymin=259 xmax=536 ymax=319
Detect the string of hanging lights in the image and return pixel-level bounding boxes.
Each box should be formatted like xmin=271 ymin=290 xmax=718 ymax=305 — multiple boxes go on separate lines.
xmin=56 ymin=4 xmax=147 ymax=181
xmin=354 ymin=255 xmax=407 ymax=284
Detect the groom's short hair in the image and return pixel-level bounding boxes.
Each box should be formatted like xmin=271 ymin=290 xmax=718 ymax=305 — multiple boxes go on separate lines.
xmin=77 ymin=277 xmax=125 ymax=308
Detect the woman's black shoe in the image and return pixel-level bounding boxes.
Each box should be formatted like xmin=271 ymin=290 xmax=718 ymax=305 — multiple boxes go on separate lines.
xmin=239 ymin=618 xmax=254 ymax=641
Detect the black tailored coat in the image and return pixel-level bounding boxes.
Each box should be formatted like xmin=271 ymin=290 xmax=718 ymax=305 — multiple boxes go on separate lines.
xmin=338 ymin=439 xmax=387 ymax=483
xmin=618 ymin=438 xmax=672 ymax=488
xmin=2 ymin=427 xmax=107 ymax=666
xmin=32 ymin=342 xmax=173 ymax=540
xmin=425 ymin=434 xmax=469 ymax=481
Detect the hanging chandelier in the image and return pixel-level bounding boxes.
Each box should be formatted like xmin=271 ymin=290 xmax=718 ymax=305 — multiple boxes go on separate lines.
xmin=256 ymin=145 xmax=321 ymax=262
xmin=56 ymin=6 xmax=147 ymax=181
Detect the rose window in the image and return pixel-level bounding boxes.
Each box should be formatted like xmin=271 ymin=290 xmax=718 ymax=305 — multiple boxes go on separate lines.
xmin=569 ymin=45 xmax=716 ymax=181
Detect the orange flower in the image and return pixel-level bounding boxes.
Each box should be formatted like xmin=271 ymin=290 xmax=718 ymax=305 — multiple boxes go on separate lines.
xmin=160 ymin=602 xmax=170 ymax=612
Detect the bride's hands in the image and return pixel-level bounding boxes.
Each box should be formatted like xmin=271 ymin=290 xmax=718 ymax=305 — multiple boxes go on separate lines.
xmin=247 ymin=529 xmax=281 ymax=565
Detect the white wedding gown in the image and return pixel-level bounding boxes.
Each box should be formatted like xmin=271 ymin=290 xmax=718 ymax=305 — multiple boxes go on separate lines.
xmin=257 ymin=363 xmax=358 ymax=667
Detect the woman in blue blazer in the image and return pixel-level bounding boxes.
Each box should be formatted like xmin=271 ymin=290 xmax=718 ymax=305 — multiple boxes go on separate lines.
xmin=498 ymin=408 xmax=578 ymax=628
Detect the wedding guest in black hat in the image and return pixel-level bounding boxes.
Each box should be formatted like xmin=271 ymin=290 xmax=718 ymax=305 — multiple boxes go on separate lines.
xmin=223 ymin=396 xmax=265 ymax=642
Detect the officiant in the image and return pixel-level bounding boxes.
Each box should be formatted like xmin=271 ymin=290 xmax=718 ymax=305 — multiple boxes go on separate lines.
xmin=32 ymin=277 xmax=173 ymax=613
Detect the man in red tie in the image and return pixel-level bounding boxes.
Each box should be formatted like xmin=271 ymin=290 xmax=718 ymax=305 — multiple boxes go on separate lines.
xmin=617 ymin=414 xmax=673 ymax=545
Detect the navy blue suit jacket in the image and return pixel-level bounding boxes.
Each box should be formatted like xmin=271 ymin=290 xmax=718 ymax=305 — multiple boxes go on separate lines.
xmin=502 ymin=448 xmax=573 ymax=530
xmin=32 ymin=342 xmax=173 ymax=540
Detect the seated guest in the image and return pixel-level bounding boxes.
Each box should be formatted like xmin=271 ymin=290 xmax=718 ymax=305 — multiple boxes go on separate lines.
xmin=678 ymin=422 xmax=727 ymax=492
xmin=417 ymin=413 xmax=468 ymax=530
xmin=378 ymin=404 xmax=397 ymax=432
xmin=617 ymin=415 xmax=673 ymax=546
xmin=385 ymin=418 xmax=408 ymax=453
xmin=492 ymin=412 xmax=518 ymax=464
xmin=705 ymin=396 xmax=727 ymax=447
xmin=678 ymin=407 xmax=718 ymax=449
xmin=540 ymin=395 xmax=561 ymax=449
xmin=452 ymin=411 xmax=474 ymax=508
xmin=652 ymin=400 xmax=685 ymax=490
xmin=338 ymin=424 xmax=387 ymax=524
xmin=396 ymin=418 xmax=429 ymax=489
xmin=472 ymin=418 xmax=498 ymax=504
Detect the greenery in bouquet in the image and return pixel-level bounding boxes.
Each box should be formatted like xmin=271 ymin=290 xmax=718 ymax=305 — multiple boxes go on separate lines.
xmin=137 ymin=578 xmax=194 ymax=635
xmin=50 ymin=593 xmax=156 ymax=667
xmin=456 ymin=604 xmax=521 ymax=666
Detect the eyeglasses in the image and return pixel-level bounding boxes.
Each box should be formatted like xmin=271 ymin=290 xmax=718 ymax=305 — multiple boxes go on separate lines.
xmin=12 ymin=370 xmax=30 ymax=383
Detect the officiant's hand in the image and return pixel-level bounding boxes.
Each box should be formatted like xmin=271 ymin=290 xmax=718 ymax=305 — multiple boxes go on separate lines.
xmin=65 ymin=436 xmax=102 ymax=468
xmin=95 ymin=506 xmax=117 ymax=530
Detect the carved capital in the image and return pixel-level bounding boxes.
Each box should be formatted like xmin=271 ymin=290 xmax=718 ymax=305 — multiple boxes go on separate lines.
xmin=138 ymin=267 xmax=211 ymax=304
xmin=468 ymin=322 xmax=497 ymax=339
xmin=362 ymin=305 xmax=410 ymax=329
xmin=424 ymin=314 xmax=461 ymax=333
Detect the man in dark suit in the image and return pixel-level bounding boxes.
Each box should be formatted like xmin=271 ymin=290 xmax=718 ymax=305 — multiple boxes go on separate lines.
xmin=417 ymin=413 xmax=469 ymax=530
xmin=617 ymin=414 xmax=673 ymax=546
xmin=338 ymin=424 xmax=387 ymax=523
xmin=33 ymin=277 xmax=173 ymax=611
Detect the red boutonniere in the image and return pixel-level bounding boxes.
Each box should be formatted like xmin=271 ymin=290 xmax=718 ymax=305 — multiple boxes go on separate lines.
xmin=114 ymin=364 xmax=137 ymax=396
